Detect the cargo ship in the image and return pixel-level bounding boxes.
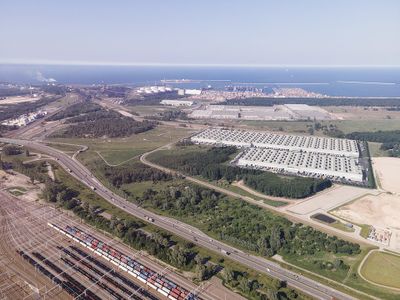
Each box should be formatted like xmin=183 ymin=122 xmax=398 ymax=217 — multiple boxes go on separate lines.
xmin=48 ymin=223 xmax=200 ymax=300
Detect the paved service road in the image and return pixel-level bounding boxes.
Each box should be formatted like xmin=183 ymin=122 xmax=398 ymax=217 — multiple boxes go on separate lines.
xmin=0 ymin=137 xmax=357 ymax=300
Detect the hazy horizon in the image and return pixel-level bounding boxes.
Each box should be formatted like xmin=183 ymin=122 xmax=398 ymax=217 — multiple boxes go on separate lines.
xmin=1 ymin=0 xmax=399 ymax=66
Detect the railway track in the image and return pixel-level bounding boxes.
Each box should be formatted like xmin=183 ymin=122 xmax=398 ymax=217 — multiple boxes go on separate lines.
xmin=0 ymin=190 xmax=222 ymax=300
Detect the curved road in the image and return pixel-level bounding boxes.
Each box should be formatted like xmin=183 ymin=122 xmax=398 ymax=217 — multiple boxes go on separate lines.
xmin=0 ymin=137 xmax=357 ymax=300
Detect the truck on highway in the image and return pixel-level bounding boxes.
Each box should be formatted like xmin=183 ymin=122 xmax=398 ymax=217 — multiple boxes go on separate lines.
xmin=221 ymin=249 xmax=230 ymax=255
xmin=144 ymin=215 xmax=155 ymax=222
xmin=90 ymin=185 xmax=96 ymax=191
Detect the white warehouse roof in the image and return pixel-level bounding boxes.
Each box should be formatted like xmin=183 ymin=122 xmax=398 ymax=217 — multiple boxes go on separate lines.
xmin=191 ymin=128 xmax=359 ymax=157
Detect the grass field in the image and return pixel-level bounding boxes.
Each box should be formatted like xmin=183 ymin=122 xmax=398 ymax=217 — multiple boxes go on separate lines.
xmin=368 ymin=142 xmax=389 ymax=157
xmin=47 ymin=126 xmax=194 ymax=165
xmin=237 ymin=119 xmax=400 ymax=135
xmin=310 ymin=217 xmax=356 ymax=233
xmin=330 ymin=221 xmax=355 ymax=233
xmin=6 ymin=189 xmax=25 ymax=196
xmin=44 ymin=142 xmax=83 ymax=153
xmin=220 ymin=182 xmax=288 ymax=207
xmin=238 ymin=120 xmax=313 ymax=134
xmin=360 ymin=252 xmax=400 ymax=289
xmin=284 ymin=251 xmax=352 ymax=282
xmin=334 ymin=119 xmax=400 ymax=133
xmin=97 ymin=149 xmax=146 ymax=165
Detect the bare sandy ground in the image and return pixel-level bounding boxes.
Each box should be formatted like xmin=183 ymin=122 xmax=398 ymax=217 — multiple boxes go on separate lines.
xmin=328 ymin=158 xmax=400 ymax=251
xmin=0 ymin=95 xmax=41 ymax=105
xmin=0 ymin=170 xmax=43 ymax=201
xmin=372 ymin=157 xmax=400 ymax=194
xmin=333 ymin=193 xmax=400 ymax=251
xmin=288 ymin=185 xmax=373 ymax=215
xmin=333 ymin=193 xmax=400 ymax=229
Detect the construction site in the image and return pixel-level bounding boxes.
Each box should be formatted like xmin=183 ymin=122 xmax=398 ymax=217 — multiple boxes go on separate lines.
xmin=0 ymin=190 xmax=222 ymax=300
xmin=191 ymin=128 xmax=367 ymax=184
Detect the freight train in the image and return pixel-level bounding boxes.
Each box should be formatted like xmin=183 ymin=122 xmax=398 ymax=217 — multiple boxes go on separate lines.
xmin=48 ymin=223 xmax=200 ymax=300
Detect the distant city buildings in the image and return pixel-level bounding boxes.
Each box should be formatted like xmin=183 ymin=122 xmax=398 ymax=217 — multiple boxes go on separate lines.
xmin=135 ymin=86 xmax=201 ymax=97
xmin=187 ymin=87 xmax=327 ymax=102
xmin=136 ymin=86 xmax=173 ymax=94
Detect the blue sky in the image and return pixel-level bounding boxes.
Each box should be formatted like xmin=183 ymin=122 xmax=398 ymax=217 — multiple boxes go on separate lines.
xmin=0 ymin=0 xmax=399 ymax=66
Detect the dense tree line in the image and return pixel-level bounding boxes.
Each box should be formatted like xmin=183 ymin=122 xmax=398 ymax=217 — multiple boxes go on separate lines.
xmin=40 ymin=84 xmax=67 ymax=95
xmin=2 ymin=160 xmax=49 ymax=184
xmin=124 ymin=91 xmax=184 ymax=106
xmin=346 ymin=130 xmax=400 ymax=143
xmin=222 ymin=97 xmax=400 ymax=107
xmin=222 ymin=268 xmax=300 ymax=300
xmin=102 ymin=86 xmax=130 ymax=98
xmin=64 ymin=110 xmax=121 ymax=123
xmin=151 ymin=147 xmax=331 ymax=198
xmin=136 ymin=183 xmax=360 ymax=258
xmin=146 ymin=110 xmax=189 ymax=121
xmin=51 ymin=109 xmax=157 ymax=138
xmin=244 ymin=173 xmax=332 ymax=199
xmin=346 ymin=130 xmax=400 ymax=157
xmin=2 ymin=145 xmax=22 ymax=156
xmin=47 ymin=102 xmax=102 ymax=121
xmin=102 ymin=162 xmax=172 ymax=187
xmin=0 ymin=88 xmax=31 ymax=97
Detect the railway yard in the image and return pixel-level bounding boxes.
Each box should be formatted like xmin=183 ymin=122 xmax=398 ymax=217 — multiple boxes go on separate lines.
xmin=0 ymin=190 xmax=227 ymax=300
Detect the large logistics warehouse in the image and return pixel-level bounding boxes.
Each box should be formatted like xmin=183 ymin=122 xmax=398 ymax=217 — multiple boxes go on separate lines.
xmin=191 ymin=128 xmax=359 ymax=157
xmin=191 ymin=128 xmax=365 ymax=183
xmin=235 ymin=147 xmax=363 ymax=182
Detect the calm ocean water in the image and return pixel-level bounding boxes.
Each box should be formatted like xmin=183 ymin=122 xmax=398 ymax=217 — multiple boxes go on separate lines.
xmin=1 ymin=64 xmax=400 ymax=97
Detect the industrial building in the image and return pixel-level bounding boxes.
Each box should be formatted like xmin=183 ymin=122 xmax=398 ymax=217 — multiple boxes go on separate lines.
xmin=160 ymin=99 xmax=194 ymax=106
xmin=234 ymin=147 xmax=363 ymax=182
xmin=136 ymin=86 xmax=173 ymax=94
xmin=191 ymin=128 xmax=365 ymax=183
xmin=191 ymin=128 xmax=360 ymax=157
xmin=189 ymin=104 xmax=335 ymax=121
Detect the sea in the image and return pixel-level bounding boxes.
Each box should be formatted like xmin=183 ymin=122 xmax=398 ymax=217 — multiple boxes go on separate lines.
xmin=1 ymin=64 xmax=400 ymax=97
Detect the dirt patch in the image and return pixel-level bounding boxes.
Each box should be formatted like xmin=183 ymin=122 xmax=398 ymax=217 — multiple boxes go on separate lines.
xmin=372 ymin=157 xmax=400 ymax=194
xmin=327 ymin=106 xmax=400 ymax=120
xmin=333 ymin=194 xmax=400 ymax=229
xmin=46 ymin=162 xmax=55 ymax=181
xmin=0 ymin=170 xmax=43 ymax=201
xmin=330 ymin=157 xmax=400 ymax=252
xmin=332 ymin=193 xmax=400 ymax=251
xmin=288 ymin=185 xmax=372 ymax=215
xmin=0 ymin=95 xmax=41 ymax=105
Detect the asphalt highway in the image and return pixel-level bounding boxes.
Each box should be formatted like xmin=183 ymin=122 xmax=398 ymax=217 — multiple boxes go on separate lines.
xmin=0 ymin=137 xmax=357 ymax=300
